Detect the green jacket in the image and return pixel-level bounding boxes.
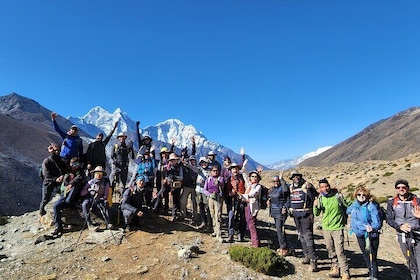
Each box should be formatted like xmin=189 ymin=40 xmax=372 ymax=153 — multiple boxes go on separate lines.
xmin=313 ymin=189 xmax=350 ymax=231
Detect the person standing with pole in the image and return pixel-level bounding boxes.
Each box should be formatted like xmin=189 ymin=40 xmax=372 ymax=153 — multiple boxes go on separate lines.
xmin=387 ymin=179 xmax=420 ymax=280
xmin=347 ymin=186 xmax=381 ymax=280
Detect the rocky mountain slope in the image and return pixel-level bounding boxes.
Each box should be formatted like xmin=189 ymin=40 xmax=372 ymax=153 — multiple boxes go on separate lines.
xmin=301 ymin=107 xmax=420 ymax=167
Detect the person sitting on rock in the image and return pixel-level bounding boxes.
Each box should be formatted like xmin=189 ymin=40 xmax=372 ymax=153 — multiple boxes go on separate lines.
xmin=80 ymin=166 xmax=111 ymax=231
xmin=51 ymin=157 xmax=86 ymax=237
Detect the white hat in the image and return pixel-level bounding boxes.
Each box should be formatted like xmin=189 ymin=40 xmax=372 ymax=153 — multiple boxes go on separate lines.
xmin=169 ymin=153 xmax=179 ymax=160
xmin=199 ymin=157 xmax=210 ymax=164
xmin=90 ymin=166 xmax=107 ymax=176
xmin=207 ymin=150 xmax=217 ymax=156
xmin=117 ymin=132 xmax=127 ymax=138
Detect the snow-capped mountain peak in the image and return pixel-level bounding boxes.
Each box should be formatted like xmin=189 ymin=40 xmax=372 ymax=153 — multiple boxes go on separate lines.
xmin=267 ymin=146 xmax=333 ymax=170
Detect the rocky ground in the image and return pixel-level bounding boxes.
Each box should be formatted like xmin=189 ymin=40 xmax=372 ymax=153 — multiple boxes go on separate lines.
xmin=1 ymin=153 xmax=419 ymax=280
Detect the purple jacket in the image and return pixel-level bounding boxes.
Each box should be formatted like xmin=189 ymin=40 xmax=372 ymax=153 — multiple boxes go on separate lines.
xmin=203 ymin=176 xmax=223 ymax=196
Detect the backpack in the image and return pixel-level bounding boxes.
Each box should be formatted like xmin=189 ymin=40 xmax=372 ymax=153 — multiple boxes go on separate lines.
xmin=392 ymin=196 xmax=418 ymax=208
xmin=259 ymin=185 xmax=269 ymax=210
xmin=335 ymin=192 xmax=348 ymax=225
xmin=369 ymin=201 xmax=387 ymax=230
xmin=38 ymin=166 xmax=45 ymax=182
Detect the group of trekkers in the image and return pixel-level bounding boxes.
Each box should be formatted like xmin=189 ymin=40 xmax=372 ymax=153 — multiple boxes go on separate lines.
xmin=267 ymin=171 xmax=420 ymax=280
xmin=39 ymin=112 xmax=419 ymax=280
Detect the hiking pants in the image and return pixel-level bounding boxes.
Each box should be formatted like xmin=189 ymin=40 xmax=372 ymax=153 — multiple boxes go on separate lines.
xmin=208 ymin=195 xmax=221 ymax=238
xmin=323 ymin=229 xmax=349 ymax=275
xmin=245 ymin=204 xmax=259 ymax=247
xmin=398 ymin=233 xmax=420 ymax=280
xmin=274 ymin=215 xmax=288 ymax=249
xmin=196 ymin=192 xmax=211 ymax=226
xmin=180 ymin=186 xmax=197 ymax=219
xmin=293 ymin=214 xmax=317 ymax=260
xmin=53 ymin=196 xmax=73 ymax=230
xmin=153 ymin=184 xmax=170 ymax=213
xmin=39 ymin=183 xmax=58 ymax=216
xmin=357 ymin=234 xmax=379 ymax=279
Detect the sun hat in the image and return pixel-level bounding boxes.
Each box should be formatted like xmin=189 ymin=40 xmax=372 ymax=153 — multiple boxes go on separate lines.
xmin=228 ymin=163 xmax=240 ymax=170
xmin=90 ymin=166 xmax=107 ymax=176
xmin=117 ymin=132 xmax=127 ymax=139
xmin=169 ymin=153 xmax=179 ymax=160
xmin=248 ymin=170 xmax=261 ymax=181
xmin=289 ymin=170 xmax=302 ymax=179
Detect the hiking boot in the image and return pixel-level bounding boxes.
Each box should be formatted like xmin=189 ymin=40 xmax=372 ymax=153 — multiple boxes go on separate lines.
xmin=227 ymin=235 xmax=234 ymax=243
xmin=327 ymin=267 xmax=340 ymax=278
xmin=301 ymin=255 xmax=310 ymax=265
xmin=309 ymin=259 xmax=318 ymax=272
xmin=341 ymin=273 xmax=351 ymax=280
xmin=52 ymin=227 xmax=63 ymax=237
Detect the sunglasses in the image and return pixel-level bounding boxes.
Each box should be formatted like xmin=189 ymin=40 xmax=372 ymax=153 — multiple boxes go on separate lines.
xmin=273 ymin=180 xmax=280 ymax=183
xmin=211 ymin=170 xmax=219 ymax=172
xmin=250 ymin=175 xmax=258 ymax=178
xmin=396 ymin=186 xmax=407 ymax=190
xmin=357 ymin=194 xmax=366 ymax=197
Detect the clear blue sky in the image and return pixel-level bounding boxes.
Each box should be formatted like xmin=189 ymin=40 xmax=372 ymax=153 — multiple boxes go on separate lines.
xmin=1 ymin=1 xmax=419 ymax=165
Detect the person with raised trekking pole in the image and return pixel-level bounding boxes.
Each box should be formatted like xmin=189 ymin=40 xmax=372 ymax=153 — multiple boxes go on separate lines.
xmin=387 ymin=179 xmax=420 ymax=280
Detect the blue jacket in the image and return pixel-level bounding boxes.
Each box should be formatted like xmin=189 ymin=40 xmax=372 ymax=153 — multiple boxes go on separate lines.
xmin=347 ymin=200 xmax=381 ymax=237
xmin=52 ymin=120 xmax=83 ymax=159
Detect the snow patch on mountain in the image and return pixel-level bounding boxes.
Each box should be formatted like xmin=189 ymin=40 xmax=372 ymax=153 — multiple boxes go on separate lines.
xmin=68 ymin=107 xmax=262 ymax=171
xmin=267 ymin=146 xmax=333 ymax=170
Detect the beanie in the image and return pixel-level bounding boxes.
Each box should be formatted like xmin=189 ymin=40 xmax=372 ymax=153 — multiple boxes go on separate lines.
xmin=395 ymin=179 xmax=409 ymax=189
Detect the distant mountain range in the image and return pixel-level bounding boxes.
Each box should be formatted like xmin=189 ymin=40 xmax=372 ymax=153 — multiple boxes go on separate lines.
xmin=267 ymin=146 xmax=333 ymax=170
xmin=68 ymin=105 xmax=263 ymax=171
xmin=1 ymin=92 xmax=418 ymax=216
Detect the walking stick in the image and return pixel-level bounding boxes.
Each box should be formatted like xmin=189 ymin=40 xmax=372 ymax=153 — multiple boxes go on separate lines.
xmin=74 ymin=193 xmax=98 ymax=248
xmin=97 ymin=202 xmax=118 ymax=244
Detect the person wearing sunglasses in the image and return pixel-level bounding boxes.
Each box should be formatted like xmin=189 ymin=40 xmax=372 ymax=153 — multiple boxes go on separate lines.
xmin=241 ymin=170 xmax=263 ymax=247
xmin=387 ymin=179 xmax=420 ymax=280
xmin=52 ymin=157 xmax=86 ymax=237
xmin=268 ymin=174 xmax=290 ymax=256
xmin=347 ymin=186 xmax=381 ymax=280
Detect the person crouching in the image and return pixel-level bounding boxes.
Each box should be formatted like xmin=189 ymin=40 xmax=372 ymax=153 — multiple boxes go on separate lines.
xmin=121 ymin=175 xmax=148 ymax=232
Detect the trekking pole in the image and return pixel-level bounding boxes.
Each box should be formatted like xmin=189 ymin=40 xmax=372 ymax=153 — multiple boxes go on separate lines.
xmin=97 ymin=201 xmax=118 ymax=244
xmin=74 ymin=193 xmax=98 ymax=248
xmin=367 ymin=232 xmax=373 ymax=279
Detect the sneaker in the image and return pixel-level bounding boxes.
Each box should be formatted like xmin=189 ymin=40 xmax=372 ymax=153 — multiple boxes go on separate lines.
xmin=309 ymin=259 xmax=318 ymax=272
xmin=301 ymin=255 xmax=310 ymax=265
xmin=124 ymin=224 xmax=131 ymax=233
